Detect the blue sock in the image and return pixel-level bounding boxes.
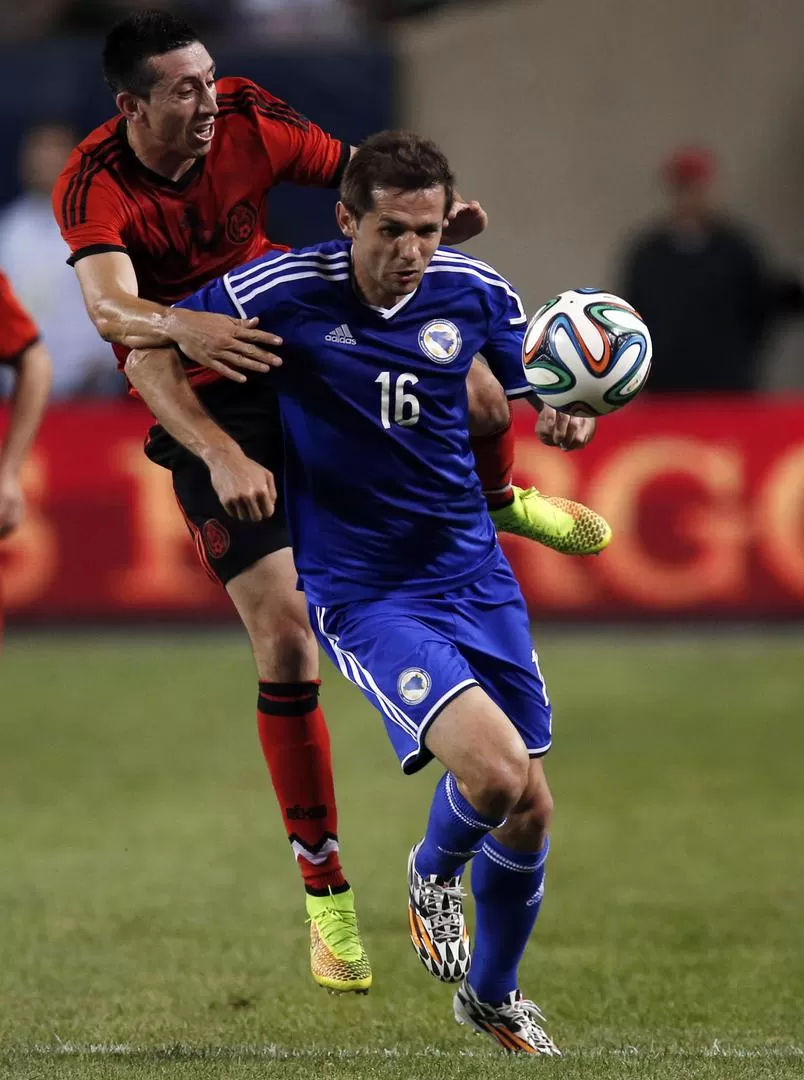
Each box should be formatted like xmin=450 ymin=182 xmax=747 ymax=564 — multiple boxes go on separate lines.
xmin=415 ymin=772 xmax=505 ymax=880
xmin=468 ymin=833 xmax=550 ymax=1002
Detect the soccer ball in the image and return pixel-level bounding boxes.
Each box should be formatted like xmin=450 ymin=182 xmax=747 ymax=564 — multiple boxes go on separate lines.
xmin=522 ymin=288 xmax=652 ymax=416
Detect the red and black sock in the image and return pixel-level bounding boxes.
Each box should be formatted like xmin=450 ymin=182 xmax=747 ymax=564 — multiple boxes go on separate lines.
xmin=470 ymin=409 xmax=516 ymax=510
xmin=257 ymin=681 xmax=348 ymax=896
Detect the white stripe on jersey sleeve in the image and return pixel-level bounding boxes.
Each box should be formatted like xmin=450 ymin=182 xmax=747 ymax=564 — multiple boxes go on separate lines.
xmin=431 ymin=248 xmax=502 ymax=277
xmin=232 ymin=268 xmax=350 ymax=308
xmin=423 ymin=263 xmax=527 ymax=324
xmin=227 ymin=248 xmax=350 ymax=285
xmin=223 ymin=273 xmax=247 ymax=318
xmin=228 ymin=253 xmax=350 ymax=298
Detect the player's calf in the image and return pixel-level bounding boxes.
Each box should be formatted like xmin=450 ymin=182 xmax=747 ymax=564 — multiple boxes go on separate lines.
xmin=407 ymin=690 xmax=531 ymax=983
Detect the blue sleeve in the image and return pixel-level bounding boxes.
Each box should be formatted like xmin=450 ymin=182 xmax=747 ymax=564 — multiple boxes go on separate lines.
xmin=173 ymin=276 xmax=239 ymax=318
xmin=481 ymin=281 xmax=532 ymax=400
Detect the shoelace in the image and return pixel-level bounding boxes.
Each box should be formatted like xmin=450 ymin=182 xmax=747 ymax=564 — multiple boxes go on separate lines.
xmin=419 ymin=880 xmax=466 ymax=940
xmin=500 ymin=997 xmax=556 ymax=1051
xmin=309 ymin=908 xmax=362 ymax=957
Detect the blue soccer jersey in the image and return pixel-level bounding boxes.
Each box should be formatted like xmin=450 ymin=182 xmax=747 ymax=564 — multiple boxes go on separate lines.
xmin=177 ymin=239 xmax=531 ymax=605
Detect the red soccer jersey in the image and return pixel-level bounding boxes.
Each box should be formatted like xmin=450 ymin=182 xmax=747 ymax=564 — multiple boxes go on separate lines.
xmin=0 ymin=271 xmax=40 ymax=364
xmin=52 ymin=77 xmax=347 ymax=382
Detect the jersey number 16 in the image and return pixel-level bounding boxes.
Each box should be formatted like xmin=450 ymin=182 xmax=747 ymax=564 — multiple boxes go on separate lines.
xmin=375 ymin=372 xmax=420 ymax=430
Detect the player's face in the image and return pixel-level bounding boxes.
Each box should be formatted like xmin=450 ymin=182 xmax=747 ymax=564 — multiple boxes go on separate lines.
xmin=339 ymin=186 xmax=446 ymax=306
xmin=122 ymin=43 xmax=218 ymax=160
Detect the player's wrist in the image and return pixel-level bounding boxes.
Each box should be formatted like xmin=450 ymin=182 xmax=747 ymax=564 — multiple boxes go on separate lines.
xmin=198 ymin=440 xmax=246 ymax=470
xmin=161 ymin=306 xmax=192 ymax=347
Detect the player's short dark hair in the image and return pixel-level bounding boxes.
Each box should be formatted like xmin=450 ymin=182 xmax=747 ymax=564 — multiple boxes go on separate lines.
xmin=103 ymin=9 xmax=201 ymax=99
xmin=341 ymin=131 xmax=455 ymax=220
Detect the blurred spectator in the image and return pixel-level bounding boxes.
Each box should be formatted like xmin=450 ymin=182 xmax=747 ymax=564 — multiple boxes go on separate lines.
xmin=619 ymin=147 xmax=802 ymax=392
xmin=231 ymin=0 xmax=363 ymax=41
xmin=0 ymin=122 xmax=122 ymax=398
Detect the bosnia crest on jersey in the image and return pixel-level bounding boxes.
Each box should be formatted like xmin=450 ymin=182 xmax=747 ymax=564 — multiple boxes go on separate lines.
xmin=418 ymin=320 xmax=462 ymax=364
xmin=397 ymin=667 xmax=432 ymax=704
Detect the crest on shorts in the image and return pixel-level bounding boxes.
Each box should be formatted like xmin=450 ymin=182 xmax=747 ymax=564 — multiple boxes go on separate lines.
xmin=398 ymin=667 xmax=432 ymax=704
xmin=418 ymin=320 xmax=462 ymax=364
xmin=203 ymin=519 xmax=230 ymax=559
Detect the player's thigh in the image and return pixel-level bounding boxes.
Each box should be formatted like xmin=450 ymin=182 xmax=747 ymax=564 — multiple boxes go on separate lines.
xmin=423 ymin=684 xmax=530 ymax=807
xmin=227 ymin=548 xmax=318 ymax=682
xmin=312 ymin=600 xmax=524 ymax=778
xmin=466 ymin=356 xmax=510 ymax=437
xmin=170 ymin=448 xmax=291 ymax=589
xmin=170 ymin=451 xmax=315 ymax=681
xmin=458 ymin=559 xmax=553 ymax=760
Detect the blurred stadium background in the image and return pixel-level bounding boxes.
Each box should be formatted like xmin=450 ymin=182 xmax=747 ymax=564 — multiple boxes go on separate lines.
xmin=1 ymin=2 xmax=803 ymax=1077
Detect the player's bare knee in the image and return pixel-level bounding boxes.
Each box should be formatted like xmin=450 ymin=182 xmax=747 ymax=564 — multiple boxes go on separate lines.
xmin=516 ymin=783 xmax=554 ymax=837
xmin=249 ymin=609 xmax=318 ymax=682
xmin=467 ymin=358 xmax=511 ymax=437
xmin=461 ymin=742 xmax=530 ymax=820
xmin=502 ymin=770 xmax=554 ymax=849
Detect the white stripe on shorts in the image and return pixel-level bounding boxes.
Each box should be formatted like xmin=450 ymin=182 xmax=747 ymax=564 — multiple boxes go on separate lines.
xmin=315 ymin=607 xmax=418 ymax=739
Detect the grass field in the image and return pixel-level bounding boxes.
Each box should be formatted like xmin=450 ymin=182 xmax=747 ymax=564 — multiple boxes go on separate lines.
xmin=0 ymin=629 xmax=802 ymax=1080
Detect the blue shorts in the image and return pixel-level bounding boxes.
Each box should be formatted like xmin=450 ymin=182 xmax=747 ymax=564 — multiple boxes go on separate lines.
xmin=310 ymin=551 xmax=552 ymax=774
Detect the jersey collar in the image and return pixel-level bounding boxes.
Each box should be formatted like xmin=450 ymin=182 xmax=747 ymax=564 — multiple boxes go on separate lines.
xmin=116 ymin=118 xmax=206 ymax=191
xmin=348 ymin=246 xmax=421 ymax=320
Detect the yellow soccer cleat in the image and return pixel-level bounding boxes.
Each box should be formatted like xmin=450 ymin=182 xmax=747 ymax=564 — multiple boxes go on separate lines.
xmin=490 ymin=485 xmax=612 ymax=556
xmin=306 ymin=888 xmax=372 ymax=994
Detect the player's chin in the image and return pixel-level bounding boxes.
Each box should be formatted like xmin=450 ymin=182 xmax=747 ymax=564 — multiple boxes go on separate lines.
xmin=187 ymin=139 xmax=214 ymax=158
xmin=390 ymin=270 xmax=423 ymax=293
xmin=186 ymin=130 xmax=215 ymax=156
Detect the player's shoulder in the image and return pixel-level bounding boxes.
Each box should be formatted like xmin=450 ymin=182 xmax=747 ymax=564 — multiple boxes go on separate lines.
xmin=59 ymin=116 xmax=121 ymax=177
xmin=54 ymin=117 xmax=125 ymax=212
xmin=216 ymin=76 xmax=308 ymax=128
xmin=225 ymin=239 xmax=351 ymax=305
xmin=426 ymin=247 xmax=521 ymax=297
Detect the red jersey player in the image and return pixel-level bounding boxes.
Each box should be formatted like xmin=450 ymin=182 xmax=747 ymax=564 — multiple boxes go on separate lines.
xmin=53 ymin=9 xmax=380 ymax=994
xmin=0 ymin=271 xmax=52 ymax=638
xmin=52 ymin=8 xmax=604 ymax=996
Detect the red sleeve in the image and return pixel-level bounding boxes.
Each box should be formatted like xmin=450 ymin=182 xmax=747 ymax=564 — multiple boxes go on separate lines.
xmin=0 ymin=271 xmax=39 ymax=364
xmin=220 ymin=79 xmax=348 ymax=188
xmin=52 ymin=151 xmax=129 ymax=266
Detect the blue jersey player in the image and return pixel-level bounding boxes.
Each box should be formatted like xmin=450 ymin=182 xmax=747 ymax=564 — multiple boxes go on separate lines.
xmin=126 ymin=132 xmax=598 ymax=1055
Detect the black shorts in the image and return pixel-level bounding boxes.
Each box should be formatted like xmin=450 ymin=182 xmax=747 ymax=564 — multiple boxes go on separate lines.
xmin=144 ymin=376 xmax=290 ymax=586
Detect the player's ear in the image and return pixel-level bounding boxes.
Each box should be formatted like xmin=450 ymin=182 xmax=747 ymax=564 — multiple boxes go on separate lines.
xmin=336 ymin=201 xmax=357 ymax=239
xmin=117 ymin=92 xmax=143 ymax=123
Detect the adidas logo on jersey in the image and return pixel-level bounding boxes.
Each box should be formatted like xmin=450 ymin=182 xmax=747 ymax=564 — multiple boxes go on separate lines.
xmin=325 ymin=323 xmax=356 ymax=345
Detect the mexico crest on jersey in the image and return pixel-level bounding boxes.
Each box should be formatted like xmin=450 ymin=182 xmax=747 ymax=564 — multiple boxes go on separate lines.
xmin=418 ymin=320 xmax=462 ymax=364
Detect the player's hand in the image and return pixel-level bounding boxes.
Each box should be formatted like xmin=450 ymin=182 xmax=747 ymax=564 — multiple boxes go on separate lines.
xmin=168 ymin=308 xmax=283 ymax=384
xmin=207 ymin=450 xmax=277 ymax=521
xmin=0 ymin=470 xmax=24 ymax=539
xmin=441 ymin=198 xmax=488 ymax=245
xmin=537 ymin=405 xmax=597 ymax=451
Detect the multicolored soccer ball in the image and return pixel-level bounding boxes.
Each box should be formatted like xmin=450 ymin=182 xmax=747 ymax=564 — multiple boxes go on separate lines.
xmin=522 ymin=288 xmax=652 ymax=416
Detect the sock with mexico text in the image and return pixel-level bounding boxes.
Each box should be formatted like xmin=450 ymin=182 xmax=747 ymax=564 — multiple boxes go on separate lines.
xmin=257 ymin=681 xmax=347 ymax=895
xmin=468 ymin=833 xmax=550 ymax=1002
xmin=471 ymin=409 xmax=515 ymax=510
xmin=415 ymin=772 xmax=505 ymax=880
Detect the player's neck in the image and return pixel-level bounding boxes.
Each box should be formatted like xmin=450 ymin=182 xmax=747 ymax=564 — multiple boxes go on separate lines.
xmin=126 ymin=122 xmax=197 ymax=183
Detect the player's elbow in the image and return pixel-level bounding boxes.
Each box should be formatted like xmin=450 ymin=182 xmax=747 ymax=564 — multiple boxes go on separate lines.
xmin=87 ymin=303 xmax=116 ymax=342
xmin=123 ymin=348 xmax=149 ymax=381
xmin=85 ymin=296 xmax=123 ymax=343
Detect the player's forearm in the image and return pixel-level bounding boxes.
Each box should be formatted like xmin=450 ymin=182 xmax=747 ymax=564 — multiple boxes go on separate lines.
xmin=0 ymin=341 xmax=52 ymax=478
xmin=88 ymin=291 xmax=185 ymax=349
xmin=124 ymin=347 xmax=243 ymax=466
